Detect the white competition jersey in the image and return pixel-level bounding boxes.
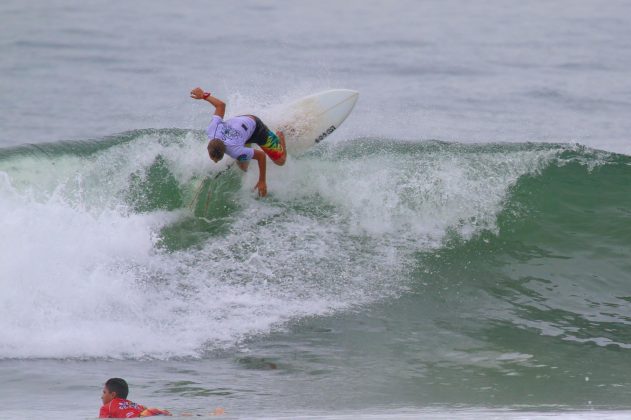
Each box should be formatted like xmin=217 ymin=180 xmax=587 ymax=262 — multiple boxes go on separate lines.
xmin=206 ymin=115 xmax=256 ymax=161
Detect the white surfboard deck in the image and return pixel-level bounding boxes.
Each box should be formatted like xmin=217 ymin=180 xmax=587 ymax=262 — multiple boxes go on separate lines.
xmin=270 ymin=89 xmax=359 ymax=156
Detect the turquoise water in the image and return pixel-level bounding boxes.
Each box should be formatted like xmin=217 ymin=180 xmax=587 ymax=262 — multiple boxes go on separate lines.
xmin=1 ymin=1 xmax=631 ymax=419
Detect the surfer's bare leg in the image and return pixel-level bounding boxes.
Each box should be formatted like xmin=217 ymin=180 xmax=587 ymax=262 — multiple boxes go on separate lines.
xmin=274 ymin=131 xmax=287 ymax=166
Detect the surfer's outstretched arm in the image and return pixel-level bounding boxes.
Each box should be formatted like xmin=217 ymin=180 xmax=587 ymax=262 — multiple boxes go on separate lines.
xmin=190 ymin=87 xmax=225 ymax=118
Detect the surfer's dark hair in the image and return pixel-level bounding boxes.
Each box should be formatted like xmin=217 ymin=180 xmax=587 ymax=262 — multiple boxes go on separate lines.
xmin=105 ymin=378 xmax=129 ymax=399
xmin=207 ymin=139 xmax=225 ymax=161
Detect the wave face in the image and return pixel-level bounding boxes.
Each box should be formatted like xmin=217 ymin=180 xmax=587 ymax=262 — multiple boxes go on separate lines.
xmin=0 ymin=130 xmax=629 ymax=359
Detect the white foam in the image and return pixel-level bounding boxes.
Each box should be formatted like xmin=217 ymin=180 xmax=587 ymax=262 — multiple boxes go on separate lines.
xmin=0 ymin=130 xmax=563 ymax=359
xmin=0 ymin=134 xmax=405 ymax=358
xmin=269 ymin=142 xmax=558 ymax=248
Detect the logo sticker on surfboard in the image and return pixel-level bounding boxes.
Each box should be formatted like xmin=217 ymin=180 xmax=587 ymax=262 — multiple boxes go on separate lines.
xmin=315 ymin=125 xmax=336 ymax=143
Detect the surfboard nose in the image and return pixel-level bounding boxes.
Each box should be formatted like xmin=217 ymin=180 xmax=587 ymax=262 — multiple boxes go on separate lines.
xmin=334 ymin=89 xmax=359 ymax=114
xmin=340 ymin=89 xmax=359 ymax=107
xmin=328 ymin=89 xmax=359 ymax=100
xmin=320 ymin=89 xmax=359 ymax=112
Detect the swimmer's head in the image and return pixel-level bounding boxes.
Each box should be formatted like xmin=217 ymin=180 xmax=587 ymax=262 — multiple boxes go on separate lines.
xmin=207 ymin=139 xmax=225 ymax=163
xmin=102 ymin=378 xmax=129 ymax=403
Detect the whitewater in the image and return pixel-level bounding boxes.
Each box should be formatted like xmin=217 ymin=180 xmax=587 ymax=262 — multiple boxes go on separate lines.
xmin=1 ymin=1 xmax=631 ymax=419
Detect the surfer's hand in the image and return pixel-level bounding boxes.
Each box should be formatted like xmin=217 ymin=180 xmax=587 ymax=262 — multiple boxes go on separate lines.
xmin=190 ymin=87 xmax=206 ymax=99
xmin=254 ymin=180 xmax=267 ymax=197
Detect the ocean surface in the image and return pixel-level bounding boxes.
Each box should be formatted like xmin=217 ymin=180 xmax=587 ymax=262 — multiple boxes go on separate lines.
xmin=1 ymin=1 xmax=631 ymax=419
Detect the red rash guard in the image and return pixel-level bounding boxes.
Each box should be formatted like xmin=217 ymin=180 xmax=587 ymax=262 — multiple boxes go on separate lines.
xmin=99 ymin=397 xmax=171 ymax=418
xmin=99 ymin=398 xmax=145 ymax=418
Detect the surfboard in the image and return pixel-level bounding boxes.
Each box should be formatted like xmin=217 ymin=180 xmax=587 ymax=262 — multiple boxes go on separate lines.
xmin=271 ymin=89 xmax=359 ymax=156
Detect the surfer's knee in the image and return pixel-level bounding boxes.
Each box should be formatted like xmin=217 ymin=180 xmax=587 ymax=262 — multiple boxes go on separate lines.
xmin=277 ymin=131 xmax=286 ymax=145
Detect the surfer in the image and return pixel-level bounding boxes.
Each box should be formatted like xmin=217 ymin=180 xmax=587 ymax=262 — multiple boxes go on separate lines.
xmin=190 ymin=87 xmax=287 ymax=197
xmin=99 ymin=378 xmax=225 ymax=418
xmin=99 ymin=378 xmax=171 ymax=417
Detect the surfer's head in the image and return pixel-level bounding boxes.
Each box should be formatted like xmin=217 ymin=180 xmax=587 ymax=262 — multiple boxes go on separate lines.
xmin=102 ymin=378 xmax=129 ymax=403
xmin=207 ymin=139 xmax=225 ymax=163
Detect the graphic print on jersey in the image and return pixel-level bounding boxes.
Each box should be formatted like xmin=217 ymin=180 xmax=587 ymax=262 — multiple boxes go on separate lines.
xmin=218 ymin=123 xmax=242 ymax=141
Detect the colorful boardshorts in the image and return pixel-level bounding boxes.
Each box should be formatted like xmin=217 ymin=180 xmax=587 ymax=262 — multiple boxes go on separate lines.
xmin=247 ymin=116 xmax=285 ymax=163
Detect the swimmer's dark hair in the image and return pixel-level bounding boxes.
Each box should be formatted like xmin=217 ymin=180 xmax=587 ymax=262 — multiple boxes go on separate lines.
xmin=105 ymin=378 xmax=129 ymax=399
xmin=207 ymin=139 xmax=226 ymax=161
